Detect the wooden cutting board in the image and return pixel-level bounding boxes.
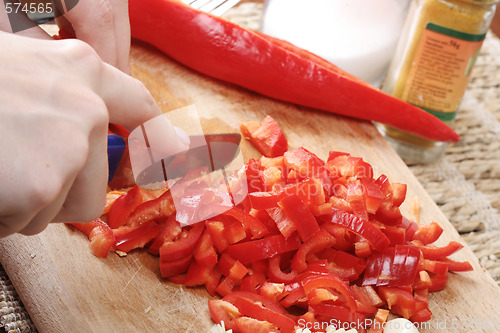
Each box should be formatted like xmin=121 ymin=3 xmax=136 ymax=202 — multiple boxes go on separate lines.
xmin=2 ymin=41 xmax=500 ymax=333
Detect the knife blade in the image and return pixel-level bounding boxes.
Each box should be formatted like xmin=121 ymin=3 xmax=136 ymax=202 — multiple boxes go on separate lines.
xmin=107 ymin=132 xmax=242 ymax=185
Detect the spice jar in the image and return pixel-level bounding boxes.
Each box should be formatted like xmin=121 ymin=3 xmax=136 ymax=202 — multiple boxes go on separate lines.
xmin=378 ymin=0 xmax=499 ymax=164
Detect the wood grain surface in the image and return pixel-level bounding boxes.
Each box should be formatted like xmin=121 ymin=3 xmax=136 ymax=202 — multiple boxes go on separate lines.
xmin=1 ymin=41 xmax=499 ymax=333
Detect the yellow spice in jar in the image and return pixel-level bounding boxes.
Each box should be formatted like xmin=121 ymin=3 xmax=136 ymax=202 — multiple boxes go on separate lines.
xmin=380 ymin=0 xmax=498 ymax=152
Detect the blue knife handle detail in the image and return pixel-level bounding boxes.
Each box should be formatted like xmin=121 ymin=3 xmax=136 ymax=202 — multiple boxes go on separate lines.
xmin=107 ymin=134 xmax=126 ymax=183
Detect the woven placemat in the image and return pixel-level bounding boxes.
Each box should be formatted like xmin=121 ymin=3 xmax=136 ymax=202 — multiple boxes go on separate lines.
xmin=2 ymin=3 xmax=499 ymax=332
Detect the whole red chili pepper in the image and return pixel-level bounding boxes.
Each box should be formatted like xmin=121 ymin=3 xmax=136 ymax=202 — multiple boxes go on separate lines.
xmin=128 ymin=0 xmax=459 ymax=142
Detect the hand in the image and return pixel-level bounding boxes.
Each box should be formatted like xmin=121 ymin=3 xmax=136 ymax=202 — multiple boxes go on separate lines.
xmin=0 ymin=31 xmax=189 ymax=237
xmin=1 ymin=0 xmax=132 ymax=73
xmin=55 ymin=0 xmax=132 ymax=73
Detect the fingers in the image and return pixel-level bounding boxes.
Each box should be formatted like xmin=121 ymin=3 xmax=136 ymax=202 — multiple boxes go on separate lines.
xmin=108 ymin=0 xmax=131 ymax=73
xmin=97 ymin=62 xmax=161 ymax=129
xmin=60 ymin=0 xmax=130 ymax=73
xmin=54 ymin=111 xmax=109 ymax=224
xmin=18 ymin=179 xmax=73 ymax=235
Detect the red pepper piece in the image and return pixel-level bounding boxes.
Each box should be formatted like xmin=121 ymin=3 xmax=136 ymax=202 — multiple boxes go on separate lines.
xmin=230 ymin=296 xmax=296 ymax=333
xmin=240 ymin=115 xmax=288 ymax=158
xmin=194 ymin=230 xmax=218 ymax=266
xmin=414 ymin=240 xmax=464 ymax=260
xmin=107 ymin=185 xmax=156 ymax=229
xmin=309 ymin=303 xmax=353 ymax=323
xmin=439 ymin=258 xmax=473 ymax=272
xmin=331 ymin=209 xmax=390 ymax=252
xmin=362 ymin=245 xmax=420 ymax=287
xmin=412 ymin=222 xmax=444 ymax=245
xmin=266 ymin=207 xmax=297 ymax=239
xmin=381 ymin=226 xmax=406 ymax=246
xmin=234 ymin=316 xmax=278 ymax=333
xmin=128 ymin=0 xmax=458 ymax=142
xmin=302 ymin=274 xmax=357 ymax=313
xmin=359 ymin=178 xmax=384 ymax=214
xmin=317 ymin=248 xmax=366 ymax=282
xmin=240 ymin=273 xmax=267 ymax=293
xmin=428 ymin=273 xmax=449 ymax=292
xmin=226 ymin=234 xmax=301 ymax=264
xmin=160 ymin=254 xmax=193 ymax=278
xmin=401 ymin=217 xmax=419 ymax=241
xmin=159 ymin=223 xmax=204 ymax=262
xmin=216 ymin=260 xmax=249 ymax=296
xmin=69 ymin=219 xmax=115 ymax=258
xmin=419 ymin=259 xmax=449 ymax=276
xmin=222 ymin=207 xmax=269 ymax=240
xmin=206 ymin=220 xmax=230 ymax=253
xmin=113 ymin=221 xmax=162 ymax=253
xmin=126 ymin=190 xmax=175 ymax=227
xmin=208 ymin=299 xmax=241 ymax=331
xmin=291 ymin=230 xmax=336 ymax=273
xmin=279 ymin=195 xmax=320 ymax=242
xmin=185 ymin=261 xmax=216 ymax=287
xmin=249 ymin=191 xmax=287 ymax=210
xmin=326 ymin=154 xmax=374 ymax=180
xmin=148 ymin=215 xmax=183 ymax=256
xmin=347 ymin=183 xmax=369 ymax=220
xmin=267 ymin=254 xmax=299 ymax=283
xmin=377 ymin=286 xmax=416 ymax=319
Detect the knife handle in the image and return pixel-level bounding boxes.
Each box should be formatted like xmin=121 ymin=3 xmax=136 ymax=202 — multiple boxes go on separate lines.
xmin=107 ymin=134 xmax=126 ymax=183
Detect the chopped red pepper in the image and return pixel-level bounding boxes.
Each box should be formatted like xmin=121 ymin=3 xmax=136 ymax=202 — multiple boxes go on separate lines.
xmin=414 ymin=240 xmax=464 ymax=260
xmin=331 ymin=209 xmax=390 ymax=252
xmin=279 ymin=195 xmax=320 ymax=242
xmin=226 ymin=234 xmax=301 ymax=264
xmin=113 ymin=221 xmax=161 ymax=253
xmin=362 ymin=245 xmax=421 ymax=287
xmin=71 ymin=117 xmax=472 ymax=330
xmin=69 ymin=219 xmax=115 ymax=258
xmin=240 ymin=116 xmax=287 ymax=158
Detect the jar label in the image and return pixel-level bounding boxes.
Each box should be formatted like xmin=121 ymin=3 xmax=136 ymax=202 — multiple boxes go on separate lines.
xmin=401 ymin=23 xmax=485 ymax=121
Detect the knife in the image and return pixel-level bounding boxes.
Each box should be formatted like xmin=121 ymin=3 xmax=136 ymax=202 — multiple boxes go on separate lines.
xmin=107 ymin=132 xmax=242 ymax=185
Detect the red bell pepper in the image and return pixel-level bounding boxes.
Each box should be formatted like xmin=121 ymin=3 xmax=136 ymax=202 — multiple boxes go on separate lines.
xmin=159 ymin=223 xmax=204 ymax=262
xmin=226 ymin=234 xmax=301 ymax=264
xmin=230 ymin=295 xmax=296 ymax=333
xmin=69 ymin=219 xmax=115 ymax=258
xmin=362 ymin=245 xmax=421 ymax=287
xmin=317 ymin=248 xmax=366 ymax=281
xmin=414 ymin=240 xmax=464 ymax=260
xmin=222 ymin=207 xmax=269 ymax=240
xmin=208 ymin=299 xmax=241 ymax=330
xmin=128 ymin=0 xmax=459 ymax=142
xmin=126 ymin=190 xmax=176 ymax=227
xmin=107 ymin=185 xmax=156 ymax=228
xmin=113 ymin=221 xmax=162 ymax=253
xmin=194 ymin=230 xmax=218 ymax=266
xmin=291 ymin=230 xmax=336 ymax=273
xmin=377 ymin=286 xmax=416 ymax=319
xmin=234 ymin=316 xmax=277 ymax=333
xmin=279 ymin=195 xmax=320 ymax=242
xmin=412 ymin=222 xmax=444 ymax=245
xmin=301 ymin=274 xmax=357 ymax=313
xmin=266 ymin=207 xmax=297 ymax=239
xmin=240 ymin=115 xmax=288 ymax=158
xmin=330 ymin=209 xmax=390 ymax=252
xmin=267 ymin=254 xmax=299 ymax=283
